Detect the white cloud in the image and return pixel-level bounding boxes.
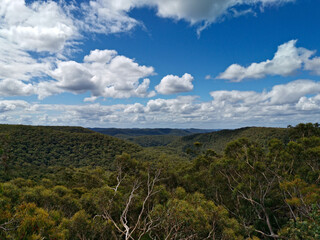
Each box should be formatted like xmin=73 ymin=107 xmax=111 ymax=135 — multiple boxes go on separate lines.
xmin=0 ymin=100 xmax=29 ymax=113
xmin=205 ymin=75 xmax=213 ymax=80
xmin=83 ymin=0 xmax=295 ymax=35
xmin=207 ymin=80 xmax=320 ymax=125
xmin=155 ymin=73 xmax=194 ymax=95
xmin=0 ymin=79 xmax=35 ymax=97
xmin=3 ymin=79 xmax=320 ymax=128
xmin=124 ymin=103 xmax=145 ymax=113
xmin=210 ymin=90 xmax=263 ymax=105
xmin=0 ymin=38 xmax=51 ymax=82
xmin=151 ymin=0 xmax=235 ymax=24
xmin=304 ymin=57 xmax=320 ymax=75
xmin=0 ymin=38 xmax=157 ymax=100
xmin=0 ymin=0 xmax=308 ymax=117
xmin=0 ymin=0 xmax=299 ymax=101
xmin=42 ymin=49 xmax=156 ymax=99
xmin=296 ymin=96 xmax=320 ymax=111
xmin=267 ymin=80 xmax=320 ymax=105
xmin=210 ymin=80 xmax=320 ymax=106
xmin=50 ymin=61 xmax=95 ymax=93
xmin=0 ymin=46 xmax=157 ymax=100
xmin=0 ymin=0 xmax=78 ymax=98
xmin=217 ymin=40 xmax=314 ymax=82
xmin=0 ymin=0 xmax=77 ymax=53
xmin=83 ymin=49 xmax=118 ymax=63
xmin=81 ymin=0 xmax=141 ymax=34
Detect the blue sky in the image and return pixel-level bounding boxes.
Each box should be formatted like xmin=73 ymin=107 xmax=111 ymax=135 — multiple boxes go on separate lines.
xmin=1 ymin=0 xmax=320 ymax=128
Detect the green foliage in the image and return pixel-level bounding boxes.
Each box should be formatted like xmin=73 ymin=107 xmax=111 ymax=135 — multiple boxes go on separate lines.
xmin=125 ymin=135 xmax=181 ymax=147
xmin=0 ymin=124 xmax=142 ymax=181
xmin=151 ymin=189 xmax=243 ymax=239
xmin=170 ymin=126 xmax=289 ymax=154
xmin=91 ymin=127 xmax=211 ymax=137
xmin=288 ymin=122 xmax=320 ymax=140
xmin=0 ymin=123 xmax=319 ymax=239
xmin=92 ymin=128 xmax=215 ymax=147
xmin=280 ymin=205 xmax=320 ymax=239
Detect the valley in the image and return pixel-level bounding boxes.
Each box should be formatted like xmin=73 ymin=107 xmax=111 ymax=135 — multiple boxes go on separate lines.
xmin=0 ymin=123 xmax=319 ymax=239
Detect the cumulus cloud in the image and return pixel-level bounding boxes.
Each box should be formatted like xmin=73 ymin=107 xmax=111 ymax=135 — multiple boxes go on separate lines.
xmin=50 ymin=61 xmax=95 ymax=93
xmin=217 ymin=40 xmax=315 ymax=82
xmin=155 ymin=73 xmax=194 ymax=95
xmin=267 ymin=80 xmax=320 ymax=105
xmin=0 ymin=0 xmax=306 ymax=113
xmin=211 ymin=80 xmax=320 ymax=106
xmin=0 ymin=36 xmax=51 ymax=82
xmin=0 ymin=0 xmax=77 ymax=97
xmin=3 ymin=79 xmax=320 ymax=127
xmin=0 ymin=79 xmax=35 ymax=97
xmin=0 ymin=0 xmax=77 ymax=53
xmin=0 ymin=46 xmax=157 ymax=100
xmin=304 ymin=57 xmax=320 ymax=75
xmin=208 ymin=80 xmax=320 ymax=125
xmin=0 ymin=100 xmax=29 ymax=113
xmin=0 ymin=0 xmax=298 ymax=101
xmin=41 ymin=49 xmax=156 ymax=99
xmin=296 ymin=95 xmax=320 ymax=111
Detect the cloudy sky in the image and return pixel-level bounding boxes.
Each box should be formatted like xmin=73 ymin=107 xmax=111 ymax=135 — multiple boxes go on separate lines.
xmin=1 ymin=0 xmax=320 ymax=128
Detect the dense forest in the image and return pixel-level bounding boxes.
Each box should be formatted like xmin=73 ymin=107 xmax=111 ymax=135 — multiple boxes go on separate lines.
xmin=91 ymin=128 xmax=216 ymax=147
xmin=0 ymin=123 xmax=320 ymax=239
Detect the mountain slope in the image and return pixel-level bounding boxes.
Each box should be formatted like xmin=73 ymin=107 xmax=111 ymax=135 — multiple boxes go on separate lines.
xmin=169 ymin=127 xmax=289 ymax=154
xmin=91 ymin=128 xmax=216 ymax=147
xmin=0 ymin=125 xmax=142 ymax=180
xmin=90 ymin=128 xmax=215 ymax=137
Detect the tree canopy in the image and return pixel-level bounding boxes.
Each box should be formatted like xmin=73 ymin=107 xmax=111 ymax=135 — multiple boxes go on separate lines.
xmin=0 ymin=123 xmax=319 ymax=239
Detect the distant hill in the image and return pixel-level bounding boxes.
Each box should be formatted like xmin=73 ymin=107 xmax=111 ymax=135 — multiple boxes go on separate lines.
xmin=120 ymin=135 xmax=181 ymax=147
xmin=0 ymin=125 xmax=142 ymax=180
xmin=169 ymin=127 xmax=290 ymax=154
xmin=90 ymin=128 xmax=217 ymax=147
xmin=90 ymin=128 xmax=215 ymax=137
xmin=0 ymin=125 xmax=291 ymax=181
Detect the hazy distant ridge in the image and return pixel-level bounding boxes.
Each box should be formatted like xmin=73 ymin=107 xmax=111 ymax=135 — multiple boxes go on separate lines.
xmin=90 ymin=128 xmax=217 ymax=137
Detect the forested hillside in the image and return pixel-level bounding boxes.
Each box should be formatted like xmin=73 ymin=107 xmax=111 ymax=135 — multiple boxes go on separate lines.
xmin=0 ymin=123 xmax=319 ymax=239
xmin=0 ymin=125 xmax=142 ymax=181
xmin=90 ymin=128 xmax=215 ymax=137
xmin=169 ymin=126 xmax=289 ymax=154
xmin=91 ymin=128 xmax=216 ymax=147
